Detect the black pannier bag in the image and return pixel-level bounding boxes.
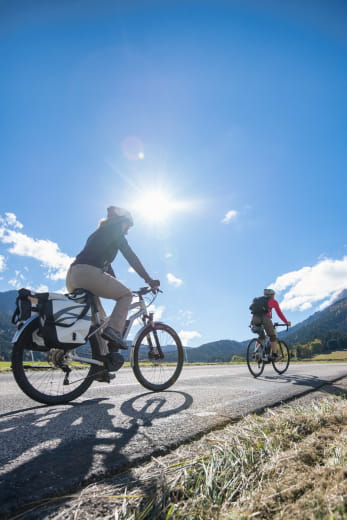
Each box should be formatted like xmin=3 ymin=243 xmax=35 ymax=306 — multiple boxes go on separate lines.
xmin=249 ymin=296 xmax=269 ymax=315
xmin=37 ymin=290 xmax=93 ymax=348
xmin=12 ymin=288 xmax=32 ymax=325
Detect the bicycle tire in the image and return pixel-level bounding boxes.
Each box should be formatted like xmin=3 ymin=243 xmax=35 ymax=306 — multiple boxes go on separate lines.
xmin=272 ymin=340 xmax=290 ymax=374
xmin=12 ymin=322 xmax=100 ymax=405
xmin=246 ymin=338 xmax=265 ymax=377
xmin=132 ymin=322 xmax=184 ymax=391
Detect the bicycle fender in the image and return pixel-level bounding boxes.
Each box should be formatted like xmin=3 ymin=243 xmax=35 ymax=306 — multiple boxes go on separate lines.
xmin=131 ymin=321 xmax=167 ymax=347
xmin=130 ymin=321 xmax=180 ymax=368
xmin=130 ymin=324 xmax=149 ymax=367
xmin=12 ymin=314 xmax=40 ymax=344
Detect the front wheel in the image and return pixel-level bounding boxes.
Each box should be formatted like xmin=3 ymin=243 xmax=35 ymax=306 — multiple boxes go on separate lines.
xmin=132 ymin=323 xmax=184 ymax=391
xmin=12 ymin=325 xmax=100 ymax=405
xmin=246 ymin=338 xmax=265 ymax=377
xmin=272 ymin=340 xmax=290 ymax=374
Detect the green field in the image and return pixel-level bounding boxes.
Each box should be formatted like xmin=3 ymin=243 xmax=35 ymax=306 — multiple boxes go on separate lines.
xmin=294 ymin=349 xmax=347 ymax=363
xmin=2 ymin=350 xmax=347 ymax=373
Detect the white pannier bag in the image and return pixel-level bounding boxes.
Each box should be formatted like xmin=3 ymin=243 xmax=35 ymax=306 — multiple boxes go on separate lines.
xmin=37 ymin=291 xmax=92 ymax=348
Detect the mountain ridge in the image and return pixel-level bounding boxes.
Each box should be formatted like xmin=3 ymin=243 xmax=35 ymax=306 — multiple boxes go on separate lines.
xmin=0 ymin=289 xmax=346 ymax=362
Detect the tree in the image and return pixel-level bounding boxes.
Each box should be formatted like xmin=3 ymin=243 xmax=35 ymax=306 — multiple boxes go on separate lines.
xmin=231 ymin=355 xmax=245 ymax=363
xmin=310 ymin=339 xmax=323 ymax=355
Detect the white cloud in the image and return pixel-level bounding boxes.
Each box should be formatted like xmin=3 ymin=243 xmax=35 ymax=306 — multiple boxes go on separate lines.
xmin=178 ymin=309 xmax=195 ymax=326
xmin=222 ymin=210 xmax=238 ymax=224
xmin=148 ymin=304 xmax=165 ymax=320
xmin=270 ymin=255 xmax=347 ymax=311
xmin=0 ymin=255 xmax=5 ymax=272
xmin=7 ymin=269 xmax=26 ymax=289
xmin=8 ymin=278 xmax=22 ymax=289
xmin=128 ymin=267 xmax=135 ymax=273
xmin=0 ymin=213 xmax=73 ymax=280
xmin=167 ymin=272 xmax=183 ymax=287
xmin=33 ymin=284 xmax=49 ymax=293
xmin=0 ymin=212 xmax=23 ymax=229
xmin=165 ymin=253 xmax=173 ymax=258
xmin=178 ymin=330 xmax=202 ymax=346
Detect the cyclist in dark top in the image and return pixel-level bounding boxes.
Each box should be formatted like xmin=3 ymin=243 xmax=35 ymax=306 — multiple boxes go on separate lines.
xmin=66 ymin=206 xmax=160 ymax=349
xmin=251 ymin=288 xmax=291 ymax=359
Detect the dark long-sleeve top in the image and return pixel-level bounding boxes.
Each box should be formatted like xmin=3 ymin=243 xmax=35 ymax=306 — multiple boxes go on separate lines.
xmin=72 ymin=216 xmax=151 ymax=282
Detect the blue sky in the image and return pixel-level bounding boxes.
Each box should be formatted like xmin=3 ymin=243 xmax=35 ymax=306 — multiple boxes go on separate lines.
xmin=0 ymin=0 xmax=346 ymax=346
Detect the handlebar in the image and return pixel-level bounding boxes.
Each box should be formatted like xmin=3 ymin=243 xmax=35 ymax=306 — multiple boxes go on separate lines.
xmin=133 ymin=286 xmax=163 ymax=297
xmin=274 ymin=322 xmax=289 ymax=331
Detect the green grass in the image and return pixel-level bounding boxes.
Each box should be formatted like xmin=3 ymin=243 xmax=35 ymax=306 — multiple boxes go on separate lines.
xmin=291 ymin=350 xmax=347 ymax=363
xmin=31 ymin=394 xmax=347 ymax=519
xmin=313 ymin=349 xmax=347 ymax=361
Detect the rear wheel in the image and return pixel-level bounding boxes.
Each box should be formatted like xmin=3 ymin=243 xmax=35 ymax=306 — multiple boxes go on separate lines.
xmin=12 ymin=325 xmax=101 ymax=405
xmin=272 ymin=340 xmax=290 ymax=374
xmin=132 ymin=323 xmax=184 ymax=391
xmin=246 ymin=338 xmax=264 ymax=377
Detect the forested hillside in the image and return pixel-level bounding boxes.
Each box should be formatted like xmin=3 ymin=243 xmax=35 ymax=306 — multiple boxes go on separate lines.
xmin=279 ymin=297 xmax=347 ymax=346
xmin=0 ymin=290 xmax=346 ymax=362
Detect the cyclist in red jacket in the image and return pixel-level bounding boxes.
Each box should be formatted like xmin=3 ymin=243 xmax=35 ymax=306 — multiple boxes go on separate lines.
xmin=251 ymin=288 xmax=291 ymax=359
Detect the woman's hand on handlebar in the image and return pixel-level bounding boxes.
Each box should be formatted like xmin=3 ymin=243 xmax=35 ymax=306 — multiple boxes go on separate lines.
xmin=148 ymin=279 xmax=160 ymax=291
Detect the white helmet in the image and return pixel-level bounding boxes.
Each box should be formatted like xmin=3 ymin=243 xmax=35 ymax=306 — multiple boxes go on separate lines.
xmin=107 ymin=206 xmax=134 ymax=227
xmin=264 ymin=288 xmax=275 ymax=297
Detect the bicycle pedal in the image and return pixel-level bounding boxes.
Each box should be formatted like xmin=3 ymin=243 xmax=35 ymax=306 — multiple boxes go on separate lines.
xmin=94 ymin=370 xmax=116 ymax=383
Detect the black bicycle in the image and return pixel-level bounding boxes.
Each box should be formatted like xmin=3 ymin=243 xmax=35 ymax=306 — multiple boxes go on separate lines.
xmin=246 ymin=323 xmax=290 ymax=377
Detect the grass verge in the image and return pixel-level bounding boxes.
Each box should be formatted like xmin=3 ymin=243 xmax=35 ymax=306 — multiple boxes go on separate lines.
xmin=18 ymin=393 xmax=347 ymax=520
xmin=0 ymin=361 xmax=11 ymax=372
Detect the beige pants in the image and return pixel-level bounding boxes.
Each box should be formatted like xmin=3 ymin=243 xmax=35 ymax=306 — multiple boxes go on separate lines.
xmin=66 ymin=264 xmax=133 ymax=333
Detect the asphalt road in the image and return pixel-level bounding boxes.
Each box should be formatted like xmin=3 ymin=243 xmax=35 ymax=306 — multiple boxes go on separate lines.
xmin=1 ymin=362 xmax=347 ymax=517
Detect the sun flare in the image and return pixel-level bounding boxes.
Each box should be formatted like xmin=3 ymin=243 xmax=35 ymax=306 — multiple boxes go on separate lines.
xmin=133 ymin=189 xmax=175 ymax=222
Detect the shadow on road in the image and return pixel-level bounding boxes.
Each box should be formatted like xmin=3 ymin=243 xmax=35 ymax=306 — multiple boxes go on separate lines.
xmin=0 ymin=391 xmax=193 ymax=518
xmin=259 ymin=373 xmax=347 ymax=398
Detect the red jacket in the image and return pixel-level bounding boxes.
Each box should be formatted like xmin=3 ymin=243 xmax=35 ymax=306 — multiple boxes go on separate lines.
xmin=267 ymin=298 xmax=289 ymax=324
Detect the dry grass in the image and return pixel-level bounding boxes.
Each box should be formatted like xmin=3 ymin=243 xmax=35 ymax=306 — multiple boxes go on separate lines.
xmin=0 ymin=361 xmax=11 ymax=372
xmin=12 ymin=394 xmax=347 ymax=520
xmin=312 ymin=350 xmax=347 ymax=362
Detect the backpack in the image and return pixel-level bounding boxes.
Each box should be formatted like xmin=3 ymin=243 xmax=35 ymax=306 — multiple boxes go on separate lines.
xmin=249 ymin=296 xmax=269 ymax=315
xmin=37 ymin=291 xmax=93 ymax=348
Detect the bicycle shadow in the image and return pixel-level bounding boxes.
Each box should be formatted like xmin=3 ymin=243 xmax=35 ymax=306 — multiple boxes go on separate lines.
xmin=258 ymin=372 xmax=347 ymax=398
xmin=0 ymin=391 xmax=193 ymax=518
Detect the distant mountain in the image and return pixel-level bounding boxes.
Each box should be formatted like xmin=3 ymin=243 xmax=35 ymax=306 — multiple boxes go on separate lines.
xmin=333 ymin=289 xmax=347 ymax=302
xmin=185 ymin=339 xmax=246 ymax=363
xmin=278 ymin=295 xmax=347 ymax=346
xmin=0 ymin=291 xmax=17 ymax=316
xmin=0 ymin=289 xmax=346 ymax=362
xmin=0 ymin=292 xmax=17 ymax=359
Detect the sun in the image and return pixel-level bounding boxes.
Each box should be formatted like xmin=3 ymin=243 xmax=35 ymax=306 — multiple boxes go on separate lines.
xmin=133 ymin=189 xmax=176 ymax=223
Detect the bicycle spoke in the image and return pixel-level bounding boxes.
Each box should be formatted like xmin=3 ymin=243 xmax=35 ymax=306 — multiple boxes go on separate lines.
xmin=272 ymin=340 xmax=290 ymax=374
xmin=246 ymin=338 xmax=264 ymax=377
xmin=12 ymin=329 xmax=99 ymax=404
xmin=133 ymin=323 xmax=183 ymax=391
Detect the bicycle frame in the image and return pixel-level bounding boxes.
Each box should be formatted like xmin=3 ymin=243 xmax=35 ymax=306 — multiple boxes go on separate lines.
xmin=255 ymin=323 xmax=289 ymax=360
xmin=69 ymin=290 xmax=156 ymax=367
xmin=122 ymin=298 xmax=151 ymax=342
xmin=13 ymin=288 xmax=158 ymax=369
